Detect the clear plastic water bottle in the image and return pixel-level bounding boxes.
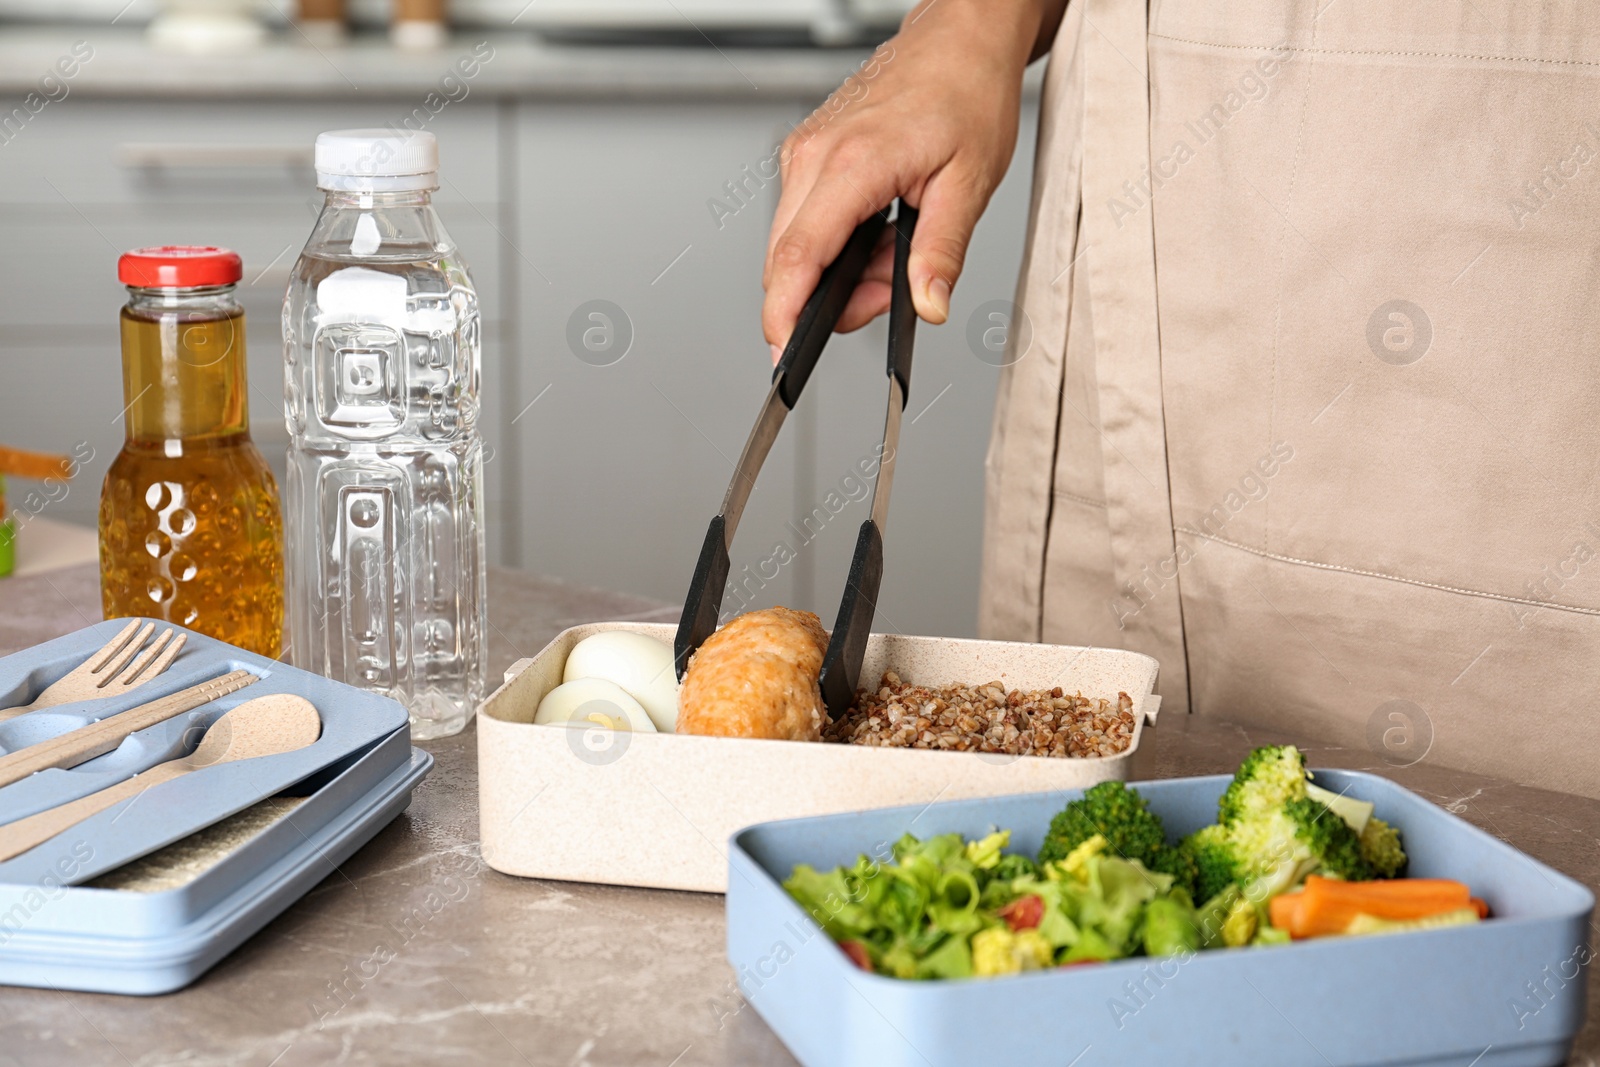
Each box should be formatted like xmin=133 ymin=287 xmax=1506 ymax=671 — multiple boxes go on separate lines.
xmin=283 ymin=129 xmax=485 ymax=739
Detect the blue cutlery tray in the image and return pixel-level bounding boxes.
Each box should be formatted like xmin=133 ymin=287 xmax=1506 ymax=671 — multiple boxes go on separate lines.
xmin=0 ymin=618 xmax=430 ymax=993
xmin=0 ymin=617 xmax=408 ymax=881
xmin=728 ymin=771 xmax=1595 ymax=1067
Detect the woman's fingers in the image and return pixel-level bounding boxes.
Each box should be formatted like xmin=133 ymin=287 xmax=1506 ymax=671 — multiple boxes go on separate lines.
xmin=763 ymin=137 xmax=823 ymax=290
xmin=834 ymin=226 xmax=901 ymax=332
xmin=762 ymin=159 xmax=989 ymax=342
xmin=761 ymin=165 xmax=898 ymax=350
xmin=835 ymin=280 xmax=895 ymax=334
xmin=770 ymin=238 xmax=893 ymax=362
xmin=758 ymin=0 xmax=1037 ymax=357
xmin=903 ymin=163 xmax=990 ymax=325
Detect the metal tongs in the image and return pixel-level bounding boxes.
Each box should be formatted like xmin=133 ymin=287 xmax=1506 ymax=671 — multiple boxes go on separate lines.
xmin=674 ymin=199 xmax=919 ymax=718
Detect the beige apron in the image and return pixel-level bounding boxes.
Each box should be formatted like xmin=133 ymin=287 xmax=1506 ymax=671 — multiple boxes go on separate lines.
xmin=981 ymin=0 xmax=1600 ymax=799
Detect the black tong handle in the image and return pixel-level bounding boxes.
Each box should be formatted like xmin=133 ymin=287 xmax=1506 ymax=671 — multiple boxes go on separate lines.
xmin=772 ymin=210 xmax=890 ymax=409
xmin=885 ymin=205 xmax=918 ymax=405
xmin=818 ymin=205 xmax=918 ymax=715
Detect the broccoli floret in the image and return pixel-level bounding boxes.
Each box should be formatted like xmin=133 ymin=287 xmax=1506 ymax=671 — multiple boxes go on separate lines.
xmin=1359 ymin=817 xmax=1407 ymax=878
xmin=1038 ymin=781 xmax=1168 ymax=868
xmin=1149 ymin=838 xmax=1199 ymax=898
xmin=1287 ymin=797 xmax=1371 ymax=881
xmin=1227 ymin=796 xmax=1372 ymax=897
xmin=1205 ymin=746 xmax=1371 ymax=896
xmin=1186 ymin=795 xmax=1372 ymax=902
xmin=1184 ymin=823 xmax=1241 ymax=904
xmin=1179 ymin=747 xmax=1407 ymax=940
xmin=1216 ymin=745 xmax=1309 ymax=825
xmin=1037 ymin=781 xmax=1204 ymax=896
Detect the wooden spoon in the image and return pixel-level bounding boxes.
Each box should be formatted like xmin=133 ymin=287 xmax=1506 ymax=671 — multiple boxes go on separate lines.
xmin=0 ymin=694 xmax=321 ymax=864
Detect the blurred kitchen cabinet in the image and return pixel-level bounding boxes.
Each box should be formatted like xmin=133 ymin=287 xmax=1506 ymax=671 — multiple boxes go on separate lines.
xmin=509 ymin=99 xmax=806 ymax=610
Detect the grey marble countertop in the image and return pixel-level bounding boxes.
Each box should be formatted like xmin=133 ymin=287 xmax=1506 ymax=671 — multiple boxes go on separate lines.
xmin=0 ymin=26 xmax=881 ymax=99
xmin=0 ymin=563 xmax=1596 ymax=1065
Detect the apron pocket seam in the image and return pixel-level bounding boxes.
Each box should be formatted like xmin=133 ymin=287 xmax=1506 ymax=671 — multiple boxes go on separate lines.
xmin=1054 ymin=488 xmax=1108 ymax=510
xmin=1177 ymin=526 xmax=1600 ymax=617
xmin=1149 ymin=31 xmax=1600 ymax=69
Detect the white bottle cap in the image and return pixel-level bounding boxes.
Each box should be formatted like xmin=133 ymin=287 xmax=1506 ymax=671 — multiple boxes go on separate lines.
xmin=314 ymin=129 xmax=438 ymax=192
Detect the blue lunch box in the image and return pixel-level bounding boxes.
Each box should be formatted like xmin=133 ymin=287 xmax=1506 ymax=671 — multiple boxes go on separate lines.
xmin=727 ymin=771 xmax=1594 ymax=1067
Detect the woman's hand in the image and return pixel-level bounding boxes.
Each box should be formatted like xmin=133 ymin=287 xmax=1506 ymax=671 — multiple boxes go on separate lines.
xmin=762 ymin=0 xmax=1065 ymax=359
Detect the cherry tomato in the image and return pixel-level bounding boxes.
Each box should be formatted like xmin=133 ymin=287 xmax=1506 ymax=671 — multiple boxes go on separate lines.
xmin=1000 ymin=894 xmax=1045 ymax=931
xmin=838 ymin=940 xmax=873 ymax=971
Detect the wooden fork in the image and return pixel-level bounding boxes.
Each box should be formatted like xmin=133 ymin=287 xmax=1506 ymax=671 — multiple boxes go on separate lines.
xmin=0 ymin=620 xmax=188 ymax=721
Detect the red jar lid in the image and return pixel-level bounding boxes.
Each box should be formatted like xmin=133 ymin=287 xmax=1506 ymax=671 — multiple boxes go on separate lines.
xmin=118 ymin=246 xmax=243 ymax=288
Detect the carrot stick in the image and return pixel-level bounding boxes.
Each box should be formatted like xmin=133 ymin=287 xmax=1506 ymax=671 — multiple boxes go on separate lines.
xmin=0 ymin=446 xmax=72 ymax=482
xmin=1290 ymin=876 xmax=1474 ymax=939
xmin=1269 ymin=891 xmax=1303 ymax=933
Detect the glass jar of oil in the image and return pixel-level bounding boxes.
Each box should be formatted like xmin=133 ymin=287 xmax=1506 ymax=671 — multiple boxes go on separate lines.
xmin=100 ymin=247 xmax=284 ymax=656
